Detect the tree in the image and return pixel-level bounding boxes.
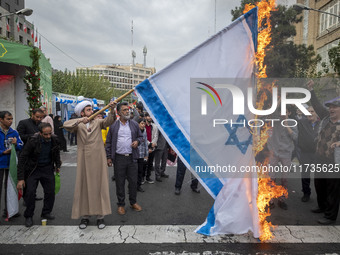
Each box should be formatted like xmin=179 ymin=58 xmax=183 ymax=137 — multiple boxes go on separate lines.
xmin=231 ymin=1 xmax=321 ymax=78
xmin=52 ymin=69 xmax=123 ymax=103
xmin=328 ymin=42 xmax=340 ymax=76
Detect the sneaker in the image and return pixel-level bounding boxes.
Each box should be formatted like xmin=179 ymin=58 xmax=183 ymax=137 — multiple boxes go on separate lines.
xmin=161 ymin=173 xmax=169 ymax=178
xmin=156 ymin=177 xmax=162 ymax=182
xmin=301 ymin=194 xmax=310 ymax=202
xmin=146 ymin=177 xmax=154 ymax=184
xmin=278 ymin=200 xmax=288 ymax=210
xmin=79 ymin=218 xmax=89 ymax=229
xmin=175 ymin=188 xmax=181 ymax=195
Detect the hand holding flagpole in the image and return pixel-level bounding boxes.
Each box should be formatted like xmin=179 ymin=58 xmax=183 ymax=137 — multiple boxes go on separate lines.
xmin=88 ymin=89 xmax=135 ymax=120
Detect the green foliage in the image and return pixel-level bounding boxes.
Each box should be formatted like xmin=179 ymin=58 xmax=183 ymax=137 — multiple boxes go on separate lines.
xmin=231 ymin=1 xmax=321 ymax=78
xmin=328 ymin=42 xmax=340 ymax=76
xmin=52 ymin=69 xmax=121 ymax=103
xmin=24 ymin=47 xmax=42 ymax=114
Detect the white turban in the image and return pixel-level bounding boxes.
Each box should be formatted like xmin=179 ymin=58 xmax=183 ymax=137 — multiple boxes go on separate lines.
xmin=74 ymin=101 xmax=92 ymax=117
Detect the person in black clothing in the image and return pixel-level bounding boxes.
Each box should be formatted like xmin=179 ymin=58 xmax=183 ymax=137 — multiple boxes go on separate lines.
xmin=17 ymin=108 xmax=45 ymax=201
xmin=17 ymin=108 xmax=44 ymax=144
xmin=53 ymin=116 xmax=68 ymax=152
xmin=175 ymin=157 xmax=200 ymax=195
xmin=308 ymin=80 xmax=340 ymax=225
xmin=17 ymin=123 xmax=61 ymax=228
xmin=297 ymin=106 xmax=320 ymax=202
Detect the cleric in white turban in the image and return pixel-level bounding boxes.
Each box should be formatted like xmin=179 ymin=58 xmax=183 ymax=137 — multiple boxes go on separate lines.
xmin=63 ymin=100 xmax=117 ymax=230
xmin=74 ymin=101 xmax=92 ymax=117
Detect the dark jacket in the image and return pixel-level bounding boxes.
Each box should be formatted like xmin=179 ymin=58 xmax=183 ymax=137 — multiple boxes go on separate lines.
xmin=297 ymin=118 xmax=320 ymax=153
xmin=105 ymin=119 xmax=143 ymax=162
xmin=17 ymin=133 xmax=61 ymax=180
xmin=0 ymin=127 xmax=23 ymax=168
xmin=17 ymin=118 xmax=40 ymax=144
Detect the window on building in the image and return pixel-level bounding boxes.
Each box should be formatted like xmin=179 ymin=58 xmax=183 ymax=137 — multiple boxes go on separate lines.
xmin=6 ymin=31 xmax=10 ymax=38
xmin=27 ymin=39 xmax=30 ymax=45
xmin=19 ymin=23 xmax=23 ymax=30
xmin=27 ymin=27 xmax=30 ymax=34
xmin=5 ymin=3 xmax=10 ymax=11
xmin=19 ymin=36 xmax=23 ymax=43
xmin=317 ymin=39 xmax=340 ymax=72
xmin=0 ymin=27 xmax=2 ymax=36
xmin=319 ymin=0 xmax=340 ymax=35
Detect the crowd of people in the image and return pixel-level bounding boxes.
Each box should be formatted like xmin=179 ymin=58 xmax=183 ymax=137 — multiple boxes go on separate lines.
xmin=0 ymin=82 xmax=339 ymax=230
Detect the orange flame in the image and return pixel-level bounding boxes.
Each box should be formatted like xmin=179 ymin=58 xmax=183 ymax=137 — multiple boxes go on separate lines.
xmin=244 ymin=0 xmax=288 ymax=242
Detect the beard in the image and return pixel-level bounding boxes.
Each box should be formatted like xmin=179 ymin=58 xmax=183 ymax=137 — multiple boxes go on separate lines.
xmin=121 ymin=113 xmax=131 ymax=120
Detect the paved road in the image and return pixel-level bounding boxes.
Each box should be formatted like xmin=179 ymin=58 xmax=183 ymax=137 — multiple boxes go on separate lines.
xmin=0 ymin=145 xmax=339 ymax=254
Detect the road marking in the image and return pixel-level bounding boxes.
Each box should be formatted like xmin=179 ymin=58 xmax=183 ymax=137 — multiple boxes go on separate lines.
xmin=61 ymin=163 xmax=77 ymax=167
xmin=0 ymin=225 xmax=339 ymax=244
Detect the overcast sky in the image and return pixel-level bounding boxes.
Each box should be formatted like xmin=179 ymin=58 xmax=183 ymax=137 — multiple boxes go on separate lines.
xmin=25 ymin=0 xmax=295 ymax=72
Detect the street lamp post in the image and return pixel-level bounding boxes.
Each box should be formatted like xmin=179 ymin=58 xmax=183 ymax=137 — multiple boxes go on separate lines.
xmin=0 ymin=8 xmax=33 ymax=18
xmin=293 ymin=3 xmax=340 ymax=19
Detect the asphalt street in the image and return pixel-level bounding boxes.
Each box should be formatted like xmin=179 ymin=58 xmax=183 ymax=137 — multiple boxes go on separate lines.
xmin=0 ymin=145 xmax=339 ymax=254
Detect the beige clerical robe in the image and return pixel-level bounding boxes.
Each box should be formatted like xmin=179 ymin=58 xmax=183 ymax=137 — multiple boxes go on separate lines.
xmin=63 ymin=113 xmax=115 ymax=219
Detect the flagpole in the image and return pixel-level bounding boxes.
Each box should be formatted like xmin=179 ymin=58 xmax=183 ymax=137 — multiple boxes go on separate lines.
xmin=88 ymin=89 xmax=135 ymax=121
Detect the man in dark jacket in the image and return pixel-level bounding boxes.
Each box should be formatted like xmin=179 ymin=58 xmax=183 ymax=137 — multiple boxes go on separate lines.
xmin=297 ymin=106 xmax=320 ymax=202
xmin=17 ymin=123 xmax=61 ymax=227
xmin=17 ymin=108 xmax=44 ymax=144
xmin=106 ymin=102 xmax=143 ymax=215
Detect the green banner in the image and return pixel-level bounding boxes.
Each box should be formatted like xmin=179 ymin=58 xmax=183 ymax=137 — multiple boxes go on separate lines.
xmin=0 ymin=39 xmax=32 ymax=67
xmin=0 ymin=39 xmax=52 ymax=111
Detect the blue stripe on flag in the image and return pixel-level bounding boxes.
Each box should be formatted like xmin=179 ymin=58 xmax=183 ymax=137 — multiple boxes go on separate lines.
xmin=196 ymin=205 xmax=216 ymax=235
xmin=243 ymin=7 xmax=258 ymax=52
xmin=136 ymin=79 xmax=224 ymax=197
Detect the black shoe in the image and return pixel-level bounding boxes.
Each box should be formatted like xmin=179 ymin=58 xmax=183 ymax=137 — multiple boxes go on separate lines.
xmin=137 ymin=186 xmax=145 ymax=192
xmin=161 ymin=173 xmax=169 ymax=178
xmin=311 ymin=207 xmax=325 ymax=213
xmin=41 ymin=213 xmax=55 ymax=220
xmin=156 ymin=177 xmax=162 ymax=182
xmin=13 ymin=213 xmax=21 ymax=218
xmin=175 ymin=188 xmax=181 ymax=195
xmin=97 ymin=219 xmax=106 ymax=229
xmin=146 ymin=177 xmax=154 ymax=184
xmin=278 ymin=200 xmax=288 ymax=210
xmin=301 ymin=194 xmax=310 ymax=202
xmin=79 ymin=218 xmax=89 ymax=229
xmin=35 ymin=196 xmax=43 ymax=201
xmin=192 ymin=188 xmax=200 ymax=193
xmin=318 ymin=218 xmax=336 ymax=225
xmin=25 ymin=217 xmax=33 ymax=228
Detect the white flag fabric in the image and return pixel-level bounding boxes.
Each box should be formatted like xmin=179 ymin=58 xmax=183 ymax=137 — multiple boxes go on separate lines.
xmin=135 ymin=8 xmax=259 ymax=237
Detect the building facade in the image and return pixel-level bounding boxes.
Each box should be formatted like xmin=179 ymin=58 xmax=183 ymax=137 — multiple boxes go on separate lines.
xmin=77 ymin=63 xmax=156 ymax=91
xmin=294 ymin=0 xmax=340 ymax=72
xmin=0 ymin=0 xmax=34 ymax=46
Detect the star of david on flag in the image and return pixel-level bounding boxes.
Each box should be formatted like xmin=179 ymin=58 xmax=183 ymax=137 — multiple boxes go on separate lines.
xmin=224 ymin=115 xmax=253 ymax=155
